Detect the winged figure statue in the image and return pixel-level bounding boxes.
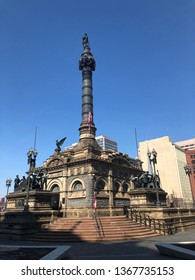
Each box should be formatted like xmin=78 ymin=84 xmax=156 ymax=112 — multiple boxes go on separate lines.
xmin=55 ymin=137 xmax=67 ymax=152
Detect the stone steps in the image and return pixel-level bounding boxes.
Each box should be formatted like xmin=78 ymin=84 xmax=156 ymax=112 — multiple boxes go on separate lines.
xmin=29 ymin=215 xmax=160 ymax=242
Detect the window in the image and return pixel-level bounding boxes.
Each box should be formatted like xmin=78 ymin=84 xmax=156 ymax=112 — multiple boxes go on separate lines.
xmin=96 ymin=180 xmax=105 ymax=192
xmin=52 ymin=184 xmax=60 ymax=192
xmin=73 ymin=181 xmax=83 ymax=191
xmin=113 ymin=182 xmax=120 ymax=194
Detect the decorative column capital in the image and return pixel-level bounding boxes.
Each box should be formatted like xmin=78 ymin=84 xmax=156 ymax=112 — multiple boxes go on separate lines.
xmin=79 ymin=34 xmax=96 ymax=71
xmin=79 ymin=54 xmax=96 ymax=71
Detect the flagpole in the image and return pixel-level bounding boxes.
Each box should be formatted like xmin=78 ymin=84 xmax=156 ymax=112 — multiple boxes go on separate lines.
xmin=135 ymin=128 xmax=139 ymax=158
xmin=34 ymin=126 xmax=37 ymax=151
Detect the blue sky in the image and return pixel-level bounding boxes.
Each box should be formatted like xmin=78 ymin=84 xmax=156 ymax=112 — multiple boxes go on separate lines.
xmin=0 ymin=0 xmax=194 ymax=197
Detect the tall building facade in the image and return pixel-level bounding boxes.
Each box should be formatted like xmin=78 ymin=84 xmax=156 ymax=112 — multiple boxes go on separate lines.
xmin=138 ymin=136 xmax=193 ymax=207
xmin=175 ymin=138 xmax=195 ymax=150
xmin=95 ymin=136 xmax=118 ymax=151
xmin=175 ymin=138 xmax=195 ymax=203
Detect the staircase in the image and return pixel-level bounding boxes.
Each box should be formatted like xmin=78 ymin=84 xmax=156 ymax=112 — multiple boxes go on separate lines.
xmin=28 ymin=216 xmax=160 ymax=242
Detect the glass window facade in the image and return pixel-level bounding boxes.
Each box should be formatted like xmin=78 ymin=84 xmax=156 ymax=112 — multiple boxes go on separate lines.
xmin=96 ymin=136 xmax=118 ymax=151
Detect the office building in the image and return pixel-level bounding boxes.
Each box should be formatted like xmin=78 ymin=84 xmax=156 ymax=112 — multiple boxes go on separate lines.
xmin=95 ymin=136 xmax=118 ymax=151
xmin=175 ymin=138 xmax=195 ymax=202
xmin=139 ymin=136 xmax=193 ymax=207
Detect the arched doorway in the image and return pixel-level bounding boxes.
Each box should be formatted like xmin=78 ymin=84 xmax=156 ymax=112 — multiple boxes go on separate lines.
xmin=50 ymin=184 xmax=60 ymax=210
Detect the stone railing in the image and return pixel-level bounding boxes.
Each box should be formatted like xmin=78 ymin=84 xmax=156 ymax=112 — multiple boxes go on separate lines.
xmin=128 ymin=207 xmax=176 ymax=235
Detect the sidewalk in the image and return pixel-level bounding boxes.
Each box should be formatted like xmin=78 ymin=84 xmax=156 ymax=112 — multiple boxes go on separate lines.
xmin=0 ymin=228 xmax=194 ymax=260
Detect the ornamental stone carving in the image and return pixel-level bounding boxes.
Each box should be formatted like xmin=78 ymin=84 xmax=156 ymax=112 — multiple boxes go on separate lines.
xmin=47 ymin=158 xmax=64 ymax=167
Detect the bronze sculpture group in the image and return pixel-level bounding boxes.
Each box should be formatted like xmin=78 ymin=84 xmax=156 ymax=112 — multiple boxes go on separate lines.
xmin=132 ymin=171 xmax=161 ymax=189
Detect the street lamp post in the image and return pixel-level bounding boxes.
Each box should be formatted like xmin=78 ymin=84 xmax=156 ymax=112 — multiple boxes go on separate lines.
xmin=27 ymin=148 xmax=38 ymax=172
xmin=5 ymin=178 xmax=12 ymax=210
xmin=184 ymin=165 xmax=192 ymax=177
xmin=184 ymin=165 xmax=193 ymax=205
xmin=24 ymin=148 xmax=38 ymax=211
xmin=147 ymin=148 xmax=160 ymax=208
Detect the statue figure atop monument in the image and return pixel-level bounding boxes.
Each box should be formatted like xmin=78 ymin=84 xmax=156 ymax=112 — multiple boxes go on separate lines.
xmin=55 ymin=137 xmax=67 ymax=152
xmin=79 ymin=33 xmax=96 ymax=71
xmin=82 ymin=33 xmax=90 ymax=50
xmin=14 ymin=175 xmax=20 ymax=190
xmin=132 ymin=171 xmax=161 ymax=189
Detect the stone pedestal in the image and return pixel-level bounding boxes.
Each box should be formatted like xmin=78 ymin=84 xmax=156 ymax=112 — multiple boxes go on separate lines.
xmin=0 ymin=190 xmax=59 ymax=239
xmin=130 ymin=188 xmax=167 ymax=208
xmin=6 ymin=190 xmax=59 ymax=211
xmin=0 ymin=211 xmax=38 ymax=239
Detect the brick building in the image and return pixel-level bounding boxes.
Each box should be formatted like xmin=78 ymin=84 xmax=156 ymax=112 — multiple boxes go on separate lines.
xmin=175 ymin=138 xmax=195 ymax=203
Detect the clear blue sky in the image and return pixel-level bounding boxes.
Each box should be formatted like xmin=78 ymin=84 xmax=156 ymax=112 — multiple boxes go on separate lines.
xmin=0 ymin=0 xmax=194 ymax=197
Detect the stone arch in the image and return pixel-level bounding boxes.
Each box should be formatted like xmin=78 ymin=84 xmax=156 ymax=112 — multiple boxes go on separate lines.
xmin=47 ymin=158 xmax=64 ymax=167
xmin=73 ymin=181 xmax=83 ymax=191
xmin=51 ymin=184 xmax=60 ymax=192
xmin=95 ymin=178 xmax=107 ymax=193
xmin=70 ymin=178 xmax=85 ymax=191
xmin=47 ymin=179 xmax=62 ymax=192
xmin=113 ymin=180 xmax=120 ymax=195
xmin=50 ymin=183 xmax=60 ymax=210
xmin=122 ymin=181 xmax=129 ymax=194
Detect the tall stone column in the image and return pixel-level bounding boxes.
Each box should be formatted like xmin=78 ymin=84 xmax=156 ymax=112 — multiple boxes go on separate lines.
xmin=79 ymin=34 xmax=96 ymax=140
